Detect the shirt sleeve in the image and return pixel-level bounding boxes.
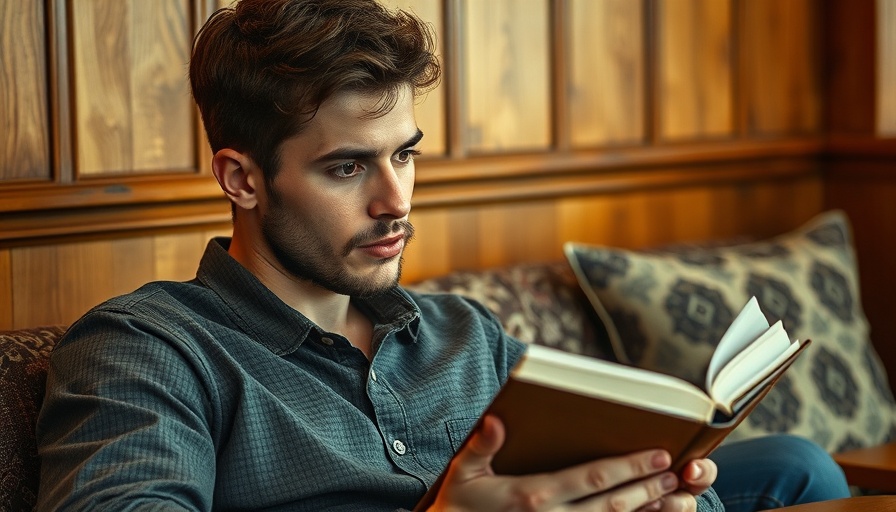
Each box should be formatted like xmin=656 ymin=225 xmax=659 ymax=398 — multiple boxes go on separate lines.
xmin=36 ymin=309 xmax=218 ymax=511
xmin=696 ymin=487 xmax=726 ymax=512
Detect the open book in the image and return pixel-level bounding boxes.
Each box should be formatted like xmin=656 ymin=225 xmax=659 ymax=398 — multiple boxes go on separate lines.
xmin=415 ymin=297 xmax=808 ymax=511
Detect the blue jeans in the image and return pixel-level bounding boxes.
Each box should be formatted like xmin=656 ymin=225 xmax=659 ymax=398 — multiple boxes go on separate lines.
xmin=709 ymin=435 xmax=851 ymax=512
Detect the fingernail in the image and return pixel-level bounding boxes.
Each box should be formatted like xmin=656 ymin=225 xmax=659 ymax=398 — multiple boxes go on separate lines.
xmin=651 ymin=451 xmax=670 ymax=469
xmin=690 ymin=463 xmax=703 ymax=480
xmin=662 ymin=473 xmax=678 ymax=491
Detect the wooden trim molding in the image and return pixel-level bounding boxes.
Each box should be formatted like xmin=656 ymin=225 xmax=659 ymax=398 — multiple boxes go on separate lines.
xmin=0 ymin=137 xmax=823 ymax=246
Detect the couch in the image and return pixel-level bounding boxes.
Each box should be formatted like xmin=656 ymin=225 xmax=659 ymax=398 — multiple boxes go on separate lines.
xmin=2 ymin=211 xmax=894 ymax=510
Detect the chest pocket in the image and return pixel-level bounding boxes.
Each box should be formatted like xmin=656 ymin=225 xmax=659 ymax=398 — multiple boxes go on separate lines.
xmin=445 ymin=417 xmax=479 ymax=452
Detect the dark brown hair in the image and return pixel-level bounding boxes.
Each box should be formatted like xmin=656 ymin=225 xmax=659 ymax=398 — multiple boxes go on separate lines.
xmin=189 ymin=0 xmax=440 ymax=182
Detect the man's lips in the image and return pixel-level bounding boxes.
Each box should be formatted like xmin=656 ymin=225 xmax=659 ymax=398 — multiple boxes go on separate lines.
xmin=357 ymin=234 xmax=405 ymax=259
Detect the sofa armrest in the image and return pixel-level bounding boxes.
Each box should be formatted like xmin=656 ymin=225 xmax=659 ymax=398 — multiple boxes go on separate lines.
xmin=832 ymin=441 xmax=896 ymax=492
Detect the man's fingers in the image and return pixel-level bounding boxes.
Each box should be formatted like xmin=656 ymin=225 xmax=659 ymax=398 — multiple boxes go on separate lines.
xmin=446 ymin=415 xmax=504 ymax=482
xmin=574 ymin=470 xmax=682 ymax=512
xmin=547 ymin=449 xmax=673 ymax=502
xmin=680 ymin=459 xmax=717 ymax=495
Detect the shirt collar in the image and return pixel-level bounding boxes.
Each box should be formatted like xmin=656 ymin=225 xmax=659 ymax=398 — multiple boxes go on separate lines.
xmin=195 ymin=237 xmax=421 ymax=355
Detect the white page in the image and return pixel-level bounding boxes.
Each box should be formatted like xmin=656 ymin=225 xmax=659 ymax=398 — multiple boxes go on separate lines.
xmin=516 ymin=344 xmax=717 ymax=422
xmin=708 ymin=321 xmax=797 ymax=411
xmin=705 ymin=297 xmax=770 ymax=390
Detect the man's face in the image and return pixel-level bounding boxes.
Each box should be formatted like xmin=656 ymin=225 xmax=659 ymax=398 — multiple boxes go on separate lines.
xmin=259 ymin=86 xmax=420 ymax=297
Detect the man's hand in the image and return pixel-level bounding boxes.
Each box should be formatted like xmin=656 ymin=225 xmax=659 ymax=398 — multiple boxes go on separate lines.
xmin=429 ymin=415 xmax=718 ymax=511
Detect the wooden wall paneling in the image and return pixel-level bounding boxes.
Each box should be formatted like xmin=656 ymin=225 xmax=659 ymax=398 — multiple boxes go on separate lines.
xmin=475 ymin=201 xmax=560 ymax=267
xmin=568 ymin=0 xmax=645 ymax=147
xmin=740 ymin=0 xmax=822 ymax=136
xmin=826 ymin=0 xmax=876 ymax=135
xmin=382 ymin=0 xmax=447 ymax=157
xmin=656 ymin=0 xmax=733 ymax=141
xmin=825 ymin=165 xmax=896 ymax=392
xmin=558 ymin=193 xmax=658 ymax=249
xmin=72 ymin=0 xmax=194 ymax=176
xmin=877 ymin=0 xmax=896 ymax=135
xmin=153 ymin=226 xmax=232 ymax=281
xmin=402 ymin=170 xmax=824 ymax=284
xmin=0 ymin=249 xmax=11 ymax=329
xmin=462 ymin=0 xmax=551 ymax=153
xmin=10 ymin=237 xmax=156 ymax=328
xmin=1 ymin=0 xmax=50 ymax=181
xmin=153 ymin=231 xmax=211 ymax=281
xmin=402 ymin=208 xmax=452 ymax=282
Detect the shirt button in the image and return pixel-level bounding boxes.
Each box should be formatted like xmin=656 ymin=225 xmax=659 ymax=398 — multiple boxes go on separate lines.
xmin=320 ymin=337 xmax=334 ymax=346
xmin=392 ymin=439 xmax=406 ymax=455
xmin=370 ymin=368 xmax=378 ymax=381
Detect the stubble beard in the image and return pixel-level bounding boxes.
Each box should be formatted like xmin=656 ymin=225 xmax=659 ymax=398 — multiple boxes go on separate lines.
xmin=261 ymin=206 xmax=415 ymax=297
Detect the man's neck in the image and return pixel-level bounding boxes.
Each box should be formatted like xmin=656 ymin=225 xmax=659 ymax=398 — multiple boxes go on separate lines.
xmin=227 ymin=234 xmax=374 ymax=358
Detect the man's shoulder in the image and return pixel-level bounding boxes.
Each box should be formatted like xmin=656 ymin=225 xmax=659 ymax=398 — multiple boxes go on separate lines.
xmin=60 ymin=279 xmax=224 ymax=346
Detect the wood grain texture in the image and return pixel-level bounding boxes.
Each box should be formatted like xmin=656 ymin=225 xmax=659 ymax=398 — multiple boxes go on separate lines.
xmin=878 ymin=0 xmax=896 ymax=135
xmin=6 ymin=228 xmax=231 ymax=329
xmin=402 ymin=173 xmax=823 ymax=283
xmin=657 ymin=0 xmax=733 ymax=140
xmin=382 ymin=0 xmax=446 ymax=157
xmin=568 ymin=0 xmax=644 ymax=147
xmin=72 ymin=0 xmax=193 ymax=175
xmin=832 ymin=441 xmax=896 ymax=492
xmin=463 ymin=0 xmax=551 ymax=152
xmin=825 ymin=0 xmax=876 ymax=135
xmin=741 ymin=0 xmax=822 ymax=135
xmin=825 ymin=161 xmax=896 ymax=394
xmin=0 ymin=249 xmax=11 ymax=328
xmin=0 ymin=0 xmax=50 ymax=181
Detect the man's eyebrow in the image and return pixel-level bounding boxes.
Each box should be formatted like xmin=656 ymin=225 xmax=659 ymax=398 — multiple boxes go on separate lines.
xmin=311 ymin=129 xmax=424 ymax=164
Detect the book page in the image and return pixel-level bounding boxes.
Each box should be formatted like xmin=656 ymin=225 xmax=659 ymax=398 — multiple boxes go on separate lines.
xmin=705 ymin=297 xmax=770 ymax=390
xmin=708 ymin=321 xmax=799 ymax=413
xmin=515 ymin=345 xmax=717 ymax=422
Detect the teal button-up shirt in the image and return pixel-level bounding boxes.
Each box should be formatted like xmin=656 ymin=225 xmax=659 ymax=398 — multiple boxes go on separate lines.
xmin=36 ymin=237 xmax=722 ymax=511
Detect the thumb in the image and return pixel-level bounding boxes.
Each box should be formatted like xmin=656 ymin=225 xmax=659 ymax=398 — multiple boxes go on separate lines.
xmin=448 ymin=415 xmax=505 ymax=481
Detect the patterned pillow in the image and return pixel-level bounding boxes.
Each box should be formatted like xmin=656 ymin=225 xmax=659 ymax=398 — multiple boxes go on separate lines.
xmin=564 ymin=210 xmax=896 ymax=453
xmin=0 ymin=325 xmax=66 ymax=511
xmin=406 ymin=261 xmax=613 ymax=359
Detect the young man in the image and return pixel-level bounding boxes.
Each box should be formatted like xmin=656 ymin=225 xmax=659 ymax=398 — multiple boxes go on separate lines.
xmin=36 ymin=1 xmax=849 ymax=510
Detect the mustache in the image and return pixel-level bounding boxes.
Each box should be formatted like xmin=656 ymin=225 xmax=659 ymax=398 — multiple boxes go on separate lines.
xmin=342 ymin=220 xmax=415 ymax=257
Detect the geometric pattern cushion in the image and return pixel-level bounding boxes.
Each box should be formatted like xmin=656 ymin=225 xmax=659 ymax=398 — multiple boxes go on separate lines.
xmin=0 ymin=326 xmax=65 ymax=512
xmin=406 ymin=261 xmax=614 ymax=360
xmin=565 ymin=210 xmax=896 ymax=453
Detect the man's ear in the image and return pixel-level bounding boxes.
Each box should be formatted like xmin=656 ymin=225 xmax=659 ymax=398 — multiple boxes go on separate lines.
xmin=212 ymin=148 xmax=260 ymax=210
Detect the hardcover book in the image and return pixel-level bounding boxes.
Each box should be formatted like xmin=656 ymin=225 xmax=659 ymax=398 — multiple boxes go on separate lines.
xmin=415 ymin=297 xmax=808 ymax=510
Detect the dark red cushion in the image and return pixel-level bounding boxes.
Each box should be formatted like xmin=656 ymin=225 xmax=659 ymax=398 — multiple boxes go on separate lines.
xmin=0 ymin=326 xmax=65 ymax=511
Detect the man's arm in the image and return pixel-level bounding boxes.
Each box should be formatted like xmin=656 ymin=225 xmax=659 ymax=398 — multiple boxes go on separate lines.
xmin=36 ymin=312 xmax=217 ymax=511
xmin=428 ymin=415 xmax=720 ymax=512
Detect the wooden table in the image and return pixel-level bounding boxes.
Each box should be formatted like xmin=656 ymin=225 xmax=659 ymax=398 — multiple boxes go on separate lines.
xmin=762 ymin=496 xmax=896 ymax=511
xmin=832 ymin=442 xmax=896 ymax=492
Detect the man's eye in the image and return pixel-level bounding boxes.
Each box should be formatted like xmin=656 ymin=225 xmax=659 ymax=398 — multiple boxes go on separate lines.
xmin=396 ymin=149 xmax=421 ymax=163
xmin=332 ymin=162 xmax=362 ymax=178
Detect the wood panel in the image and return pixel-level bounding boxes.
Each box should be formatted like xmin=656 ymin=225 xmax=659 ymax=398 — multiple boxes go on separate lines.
xmin=568 ymin=0 xmax=644 ymax=147
xmin=741 ymin=0 xmax=822 ymax=135
xmin=382 ymin=0 xmax=446 ymax=157
xmin=825 ymin=162 xmax=896 ymax=393
xmin=6 ymin=227 xmax=229 ymax=329
xmin=826 ymin=0 xmax=876 ymax=135
xmin=0 ymin=249 xmax=11 ymax=328
xmin=657 ymin=0 xmax=733 ymax=141
xmin=402 ymin=172 xmax=824 ymax=283
xmin=0 ymin=0 xmax=50 ymax=181
xmin=72 ymin=0 xmax=194 ymax=176
xmin=462 ymin=0 xmax=551 ymax=153
xmin=878 ymin=0 xmax=896 ymax=135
